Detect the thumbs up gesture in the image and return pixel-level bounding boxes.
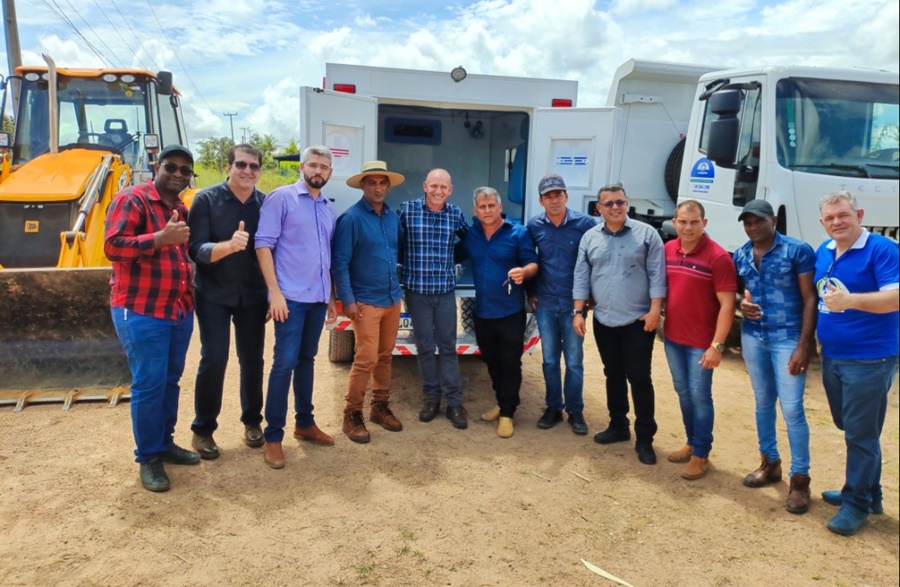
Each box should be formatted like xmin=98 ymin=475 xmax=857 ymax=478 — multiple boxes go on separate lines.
xmin=230 ymin=220 xmax=249 ymax=252
xmin=822 ymin=280 xmax=852 ymax=313
xmin=740 ymin=288 xmax=762 ymax=320
xmin=157 ymin=209 xmax=190 ymax=246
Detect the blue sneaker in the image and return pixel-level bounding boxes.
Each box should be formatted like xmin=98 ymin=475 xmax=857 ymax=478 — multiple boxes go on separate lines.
xmin=826 ymin=507 xmax=869 ymax=536
xmin=821 ymin=490 xmax=883 ymax=515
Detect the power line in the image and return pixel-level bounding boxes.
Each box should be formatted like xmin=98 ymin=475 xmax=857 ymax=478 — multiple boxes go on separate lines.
xmin=143 ymin=0 xmax=213 ymax=112
xmin=90 ymin=0 xmax=149 ymax=70
xmin=40 ymin=0 xmax=112 ymax=67
xmin=108 ymin=0 xmax=161 ymax=72
xmin=61 ymin=0 xmax=123 ymax=68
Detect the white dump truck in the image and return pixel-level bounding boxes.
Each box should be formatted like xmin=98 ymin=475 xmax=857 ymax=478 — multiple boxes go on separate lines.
xmin=300 ymin=59 xmax=899 ymax=361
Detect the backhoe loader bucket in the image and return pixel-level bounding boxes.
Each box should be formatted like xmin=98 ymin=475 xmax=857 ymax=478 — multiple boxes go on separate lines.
xmin=0 ymin=267 xmax=130 ymax=409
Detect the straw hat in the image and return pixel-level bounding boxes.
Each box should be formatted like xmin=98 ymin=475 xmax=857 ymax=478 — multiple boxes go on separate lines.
xmin=346 ymin=160 xmax=406 ymax=189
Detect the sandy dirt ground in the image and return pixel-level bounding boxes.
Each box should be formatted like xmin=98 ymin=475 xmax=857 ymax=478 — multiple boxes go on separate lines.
xmin=1 ymin=320 xmax=898 ymax=587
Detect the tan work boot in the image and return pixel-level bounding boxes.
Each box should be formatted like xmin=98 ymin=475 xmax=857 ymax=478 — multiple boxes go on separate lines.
xmin=786 ymin=473 xmax=811 ymax=514
xmin=667 ymin=444 xmax=693 ymax=463
xmin=497 ymin=417 xmax=514 ymax=438
xmin=743 ymin=453 xmax=782 ymax=487
xmin=263 ymin=442 xmax=285 ymax=469
xmin=681 ymin=456 xmax=709 ymax=480
xmin=370 ymin=401 xmax=403 ymax=431
xmin=481 ymin=405 xmax=500 ymax=422
xmin=343 ymin=410 xmax=371 ymax=443
xmin=293 ymin=423 xmax=335 ymax=446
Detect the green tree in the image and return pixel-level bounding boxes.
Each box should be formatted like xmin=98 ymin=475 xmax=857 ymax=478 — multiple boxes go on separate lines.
xmin=249 ymin=132 xmax=279 ymax=169
xmin=3 ymin=114 xmax=14 ymax=136
xmin=196 ymin=136 xmax=235 ymax=172
xmin=281 ymin=139 xmax=300 ymax=155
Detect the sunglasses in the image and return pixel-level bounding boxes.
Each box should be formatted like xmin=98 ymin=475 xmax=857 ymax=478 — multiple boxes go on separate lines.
xmin=233 ymin=161 xmax=261 ymax=171
xmin=162 ymin=162 xmax=194 ymax=176
xmin=600 ymin=200 xmax=628 ymax=209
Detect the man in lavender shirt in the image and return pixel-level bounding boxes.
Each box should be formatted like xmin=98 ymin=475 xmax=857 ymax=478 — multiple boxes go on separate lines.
xmin=255 ymin=145 xmax=338 ymax=469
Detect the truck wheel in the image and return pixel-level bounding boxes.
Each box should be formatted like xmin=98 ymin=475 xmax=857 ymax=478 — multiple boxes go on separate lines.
xmin=328 ymin=330 xmax=355 ymax=363
xmin=664 ymin=137 xmax=686 ymax=202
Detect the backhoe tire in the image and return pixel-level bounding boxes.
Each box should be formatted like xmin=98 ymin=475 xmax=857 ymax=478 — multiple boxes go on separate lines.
xmin=328 ymin=330 xmax=355 ymax=363
xmin=460 ymin=298 xmax=476 ymax=333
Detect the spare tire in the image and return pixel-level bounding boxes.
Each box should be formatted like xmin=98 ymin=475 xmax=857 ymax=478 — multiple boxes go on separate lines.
xmin=664 ymin=137 xmax=686 ymax=202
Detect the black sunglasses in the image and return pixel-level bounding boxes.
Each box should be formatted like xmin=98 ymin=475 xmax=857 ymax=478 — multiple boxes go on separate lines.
xmin=162 ymin=162 xmax=194 ymax=176
xmin=233 ymin=161 xmax=261 ymax=171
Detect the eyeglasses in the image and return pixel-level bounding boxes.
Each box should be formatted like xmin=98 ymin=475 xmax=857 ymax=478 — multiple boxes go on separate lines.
xmin=162 ymin=162 xmax=194 ymax=176
xmin=600 ymin=200 xmax=628 ymax=209
xmin=233 ymin=161 xmax=261 ymax=171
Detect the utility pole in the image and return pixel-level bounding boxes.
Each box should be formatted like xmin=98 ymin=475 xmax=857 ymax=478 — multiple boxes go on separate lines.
xmin=3 ymin=0 xmax=23 ymax=113
xmin=223 ymin=112 xmax=237 ymax=142
xmin=241 ymin=127 xmax=251 ymax=143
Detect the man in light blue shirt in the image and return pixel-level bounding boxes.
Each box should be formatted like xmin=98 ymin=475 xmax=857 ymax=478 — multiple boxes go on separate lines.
xmin=526 ymin=173 xmax=596 ymax=435
xmin=573 ymin=184 xmax=666 ymax=465
xmin=332 ymin=161 xmax=406 ymax=444
xmin=255 ymin=145 xmax=337 ymax=469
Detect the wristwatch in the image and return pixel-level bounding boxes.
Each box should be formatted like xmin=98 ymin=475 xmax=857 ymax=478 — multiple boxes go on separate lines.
xmin=571 ymin=308 xmax=584 ymax=317
xmin=710 ymin=341 xmax=725 ymax=352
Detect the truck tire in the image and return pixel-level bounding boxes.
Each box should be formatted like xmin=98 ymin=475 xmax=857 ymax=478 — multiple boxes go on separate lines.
xmin=328 ymin=330 xmax=355 ymax=363
xmin=460 ymin=298 xmax=476 ymax=333
xmin=664 ymin=137 xmax=686 ymax=202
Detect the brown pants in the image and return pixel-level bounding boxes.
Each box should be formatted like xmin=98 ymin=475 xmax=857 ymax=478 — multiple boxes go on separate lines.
xmin=345 ymin=302 xmax=401 ymax=412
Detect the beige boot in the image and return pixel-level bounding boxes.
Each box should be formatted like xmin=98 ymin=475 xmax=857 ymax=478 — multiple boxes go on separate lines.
xmin=681 ymin=456 xmax=709 ymax=480
xmin=481 ymin=405 xmax=501 ymax=422
xmin=667 ymin=444 xmax=693 ymax=463
xmin=497 ymin=417 xmax=514 ymax=438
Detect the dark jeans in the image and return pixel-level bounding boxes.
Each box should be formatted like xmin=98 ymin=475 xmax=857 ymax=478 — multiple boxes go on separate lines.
xmin=474 ymin=311 xmax=526 ymax=418
xmin=191 ymin=294 xmax=267 ymax=436
xmin=593 ymin=319 xmax=658 ymax=445
xmin=264 ymin=300 xmax=327 ymax=442
xmin=406 ymin=291 xmax=463 ymax=407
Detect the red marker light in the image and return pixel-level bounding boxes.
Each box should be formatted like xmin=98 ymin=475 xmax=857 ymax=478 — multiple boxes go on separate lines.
xmin=333 ymin=84 xmax=357 ymax=94
xmin=551 ymin=98 xmax=573 ymax=107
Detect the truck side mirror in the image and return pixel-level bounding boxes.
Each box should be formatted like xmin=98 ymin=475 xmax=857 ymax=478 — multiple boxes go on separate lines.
xmin=157 ymin=71 xmax=173 ymax=96
xmin=706 ymin=90 xmax=742 ymax=169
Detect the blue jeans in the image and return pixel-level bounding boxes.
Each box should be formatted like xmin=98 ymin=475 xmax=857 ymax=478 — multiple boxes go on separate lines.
xmin=664 ymin=338 xmax=715 ymax=458
xmin=535 ymin=308 xmax=585 ymax=414
xmin=192 ymin=295 xmax=267 ymax=436
xmin=822 ymin=355 xmax=898 ymax=514
xmin=406 ymin=291 xmax=463 ymax=407
xmin=741 ymin=333 xmax=810 ymax=476
xmin=264 ymin=300 xmax=327 ymax=442
xmin=111 ymin=306 xmax=194 ymax=464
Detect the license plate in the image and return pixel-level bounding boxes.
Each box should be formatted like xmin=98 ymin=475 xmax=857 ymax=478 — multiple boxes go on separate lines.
xmin=399 ymin=313 xmax=412 ymax=329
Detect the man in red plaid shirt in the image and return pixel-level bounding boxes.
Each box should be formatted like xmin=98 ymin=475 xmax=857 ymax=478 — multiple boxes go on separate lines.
xmin=105 ymin=144 xmax=200 ymax=492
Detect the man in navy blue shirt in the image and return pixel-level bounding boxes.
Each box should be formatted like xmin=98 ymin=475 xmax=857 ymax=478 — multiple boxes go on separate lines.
xmin=188 ymin=144 xmax=268 ymax=459
xmin=459 ymin=187 xmax=538 ymax=438
xmin=526 ymin=174 xmax=596 ymax=435
xmin=332 ymin=161 xmax=406 ymax=444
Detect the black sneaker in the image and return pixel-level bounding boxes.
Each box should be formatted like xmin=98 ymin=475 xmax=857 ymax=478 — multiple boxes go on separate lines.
xmin=446 ymin=405 xmax=469 ymax=430
xmin=419 ymin=400 xmax=441 ymax=423
xmin=537 ymin=407 xmax=564 ymax=429
xmin=593 ymin=427 xmax=631 ymax=445
xmin=568 ymin=412 xmax=589 ymax=436
xmin=140 ymin=458 xmax=170 ymax=492
xmin=161 ymin=444 xmax=201 ymax=465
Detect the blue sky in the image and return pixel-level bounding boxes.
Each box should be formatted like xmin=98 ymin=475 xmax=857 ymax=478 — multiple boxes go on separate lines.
xmin=3 ymin=0 xmax=898 ymax=146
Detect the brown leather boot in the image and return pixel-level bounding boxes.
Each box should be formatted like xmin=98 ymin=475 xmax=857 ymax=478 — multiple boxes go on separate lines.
xmin=667 ymin=444 xmax=693 ymax=463
xmin=343 ymin=411 xmax=371 ymax=443
xmin=743 ymin=453 xmax=782 ymax=487
xmin=263 ymin=442 xmax=285 ymax=469
xmin=786 ymin=473 xmax=811 ymax=514
xmin=293 ymin=423 xmax=335 ymax=446
xmin=681 ymin=456 xmax=710 ymax=480
xmin=370 ymin=401 xmax=403 ymax=432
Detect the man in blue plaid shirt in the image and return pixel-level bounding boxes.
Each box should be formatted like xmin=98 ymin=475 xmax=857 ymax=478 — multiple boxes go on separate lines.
xmin=398 ymin=169 xmax=470 ymax=429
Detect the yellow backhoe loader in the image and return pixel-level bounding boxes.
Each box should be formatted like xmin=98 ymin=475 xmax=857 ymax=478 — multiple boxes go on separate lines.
xmin=0 ymin=55 xmax=195 ymax=410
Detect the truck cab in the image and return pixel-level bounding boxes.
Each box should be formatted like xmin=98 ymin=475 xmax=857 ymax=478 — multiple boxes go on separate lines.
xmin=679 ymin=65 xmax=899 ymax=250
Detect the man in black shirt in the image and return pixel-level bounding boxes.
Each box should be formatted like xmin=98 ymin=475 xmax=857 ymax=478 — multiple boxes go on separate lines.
xmin=187 ymin=144 xmax=269 ymax=458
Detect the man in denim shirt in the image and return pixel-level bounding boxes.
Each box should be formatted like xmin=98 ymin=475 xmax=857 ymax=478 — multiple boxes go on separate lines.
xmin=527 ymin=174 xmax=596 ymax=435
xmin=734 ymin=199 xmax=817 ymax=514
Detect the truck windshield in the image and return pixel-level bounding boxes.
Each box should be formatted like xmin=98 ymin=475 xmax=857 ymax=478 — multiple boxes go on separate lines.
xmin=12 ymin=73 xmax=151 ymax=168
xmin=776 ymin=78 xmax=899 ymax=179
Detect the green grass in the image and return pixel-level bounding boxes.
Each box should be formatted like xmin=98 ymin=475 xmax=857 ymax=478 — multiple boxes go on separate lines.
xmin=193 ymin=164 xmax=297 ymax=193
